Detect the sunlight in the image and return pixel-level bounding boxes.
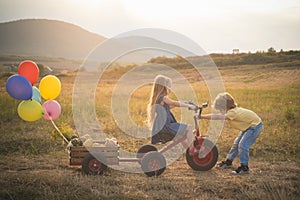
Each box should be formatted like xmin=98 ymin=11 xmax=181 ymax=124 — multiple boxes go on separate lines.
xmin=122 ymin=0 xmax=208 ymax=19
xmin=71 ymin=0 xmax=107 ymax=9
xmin=122 ymin=0 xmax=299 ymax=20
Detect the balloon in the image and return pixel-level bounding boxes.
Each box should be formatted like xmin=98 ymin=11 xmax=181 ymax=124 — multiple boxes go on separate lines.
xmin=39 ymin=75 xmax=61 ymax=100
xmin=6 ymin=74 xmax=33 ymax=100
xmin=18 ymin=60 xmax=39 ymax=85
xmin=32 ymin=86 xmax=41 ymax=103
xmin=42 ymin=100 xmax=61 ymax=120
xmin=17 ymin=100 xmax=43 ymax=122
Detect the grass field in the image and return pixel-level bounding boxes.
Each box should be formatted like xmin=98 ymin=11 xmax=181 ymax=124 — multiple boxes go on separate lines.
xmin=0 ymin=58 xmax=299 ymax=199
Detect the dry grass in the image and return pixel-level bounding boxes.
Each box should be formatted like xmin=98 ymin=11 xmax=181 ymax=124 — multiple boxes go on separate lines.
xmin=0 ymin=61 xmax=299 ymax=199
xmin=0 ymin=154 xmax=299 ymax=199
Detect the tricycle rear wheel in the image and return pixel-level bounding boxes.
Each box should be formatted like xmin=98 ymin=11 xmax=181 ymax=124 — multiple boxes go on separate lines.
xmin=136 ymin=144 xmax=157 ymax=159
xmin=141 ymin=151 xmax=166 ymax=177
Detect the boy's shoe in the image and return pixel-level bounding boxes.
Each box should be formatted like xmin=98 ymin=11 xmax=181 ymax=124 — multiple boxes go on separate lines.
xmin=231 ymin=165 xmax=249 ymax=175
xmin=217 ymin=159 xmax=233 ymax=169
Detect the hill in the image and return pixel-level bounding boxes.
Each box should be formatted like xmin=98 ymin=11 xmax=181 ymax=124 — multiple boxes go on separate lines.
xmin=87 ymin=36 xmax=195 ymax=63
xmin=0 ymin=19 xmax=195 ymax=62
xmin=148 ymin=50 xmax=300 ymax=69
xmin=0 ymin=19 xmax=106 ymax=59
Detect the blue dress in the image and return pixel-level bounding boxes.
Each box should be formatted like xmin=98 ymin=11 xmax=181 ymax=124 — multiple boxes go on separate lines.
xmin=151 ymin=93 xmax=187 ymax=144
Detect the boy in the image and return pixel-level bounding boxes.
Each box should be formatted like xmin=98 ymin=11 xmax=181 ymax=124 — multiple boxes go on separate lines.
xmin=201 ymin=92 xmax=263 ymax=175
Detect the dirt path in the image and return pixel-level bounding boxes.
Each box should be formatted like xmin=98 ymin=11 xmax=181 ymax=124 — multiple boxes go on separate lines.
xmin=0 ymin=153 xmax=299 ymax=200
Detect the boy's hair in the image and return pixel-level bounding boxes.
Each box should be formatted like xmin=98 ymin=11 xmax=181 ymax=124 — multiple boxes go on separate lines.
xmin=147 ymin=75 xmax=172 ymax=127
xmin=213 ymin=92 xmax=237 ymax=111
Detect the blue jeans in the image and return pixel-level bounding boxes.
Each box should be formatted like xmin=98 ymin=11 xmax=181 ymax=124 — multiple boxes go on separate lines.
xmin=227 ymin=122 xmax=263 ymax=165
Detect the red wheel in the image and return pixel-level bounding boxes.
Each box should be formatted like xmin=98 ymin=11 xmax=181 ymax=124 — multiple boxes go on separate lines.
xmin=147 ymin=158 xmax=161 ymax=171
xmin=88 ymin=159 xmax=102 ymax=173
xmin=186 ymin=139 xmax=218 ymax=171
xmin=82 ymin=153 xmax=107 ymax=175
xmin=141 ymin=151 xmax=166 ymax=177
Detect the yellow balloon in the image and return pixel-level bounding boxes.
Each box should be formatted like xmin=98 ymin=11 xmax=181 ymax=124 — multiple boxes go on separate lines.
xmin=39 ymin=75 xmax=61 ymax=100
xmin=18 ymin=100 xmax=43 ymax=122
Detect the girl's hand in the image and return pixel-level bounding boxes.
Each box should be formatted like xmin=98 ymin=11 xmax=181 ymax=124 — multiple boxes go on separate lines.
xmin=188 ymin=105 xmax=197 ymax=111
xmin=163 ymin=96 xmax=197 ymax=110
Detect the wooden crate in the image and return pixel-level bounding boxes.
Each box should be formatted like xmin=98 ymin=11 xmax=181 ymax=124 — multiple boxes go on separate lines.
xmin=69 ymin=146 xmax=119 ymax=166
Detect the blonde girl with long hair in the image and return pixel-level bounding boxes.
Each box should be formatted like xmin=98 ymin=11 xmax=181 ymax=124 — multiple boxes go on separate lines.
xmin=147 ymin=75 xmax=195 ymax=146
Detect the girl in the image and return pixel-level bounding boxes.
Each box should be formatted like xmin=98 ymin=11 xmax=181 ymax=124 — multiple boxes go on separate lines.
xmin=147 ymin=75 xmax=195 ymax=146
xmin=201 ymin=92 xmax=263 ymax=175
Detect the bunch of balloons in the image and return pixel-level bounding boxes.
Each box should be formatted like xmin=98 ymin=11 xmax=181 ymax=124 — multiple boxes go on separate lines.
xmin=6 ymin=60 xmax=62 ymax=122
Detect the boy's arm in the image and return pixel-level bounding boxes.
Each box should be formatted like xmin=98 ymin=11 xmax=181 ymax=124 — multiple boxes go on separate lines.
xmin=201 ymin=114 xmax=227 ymax=120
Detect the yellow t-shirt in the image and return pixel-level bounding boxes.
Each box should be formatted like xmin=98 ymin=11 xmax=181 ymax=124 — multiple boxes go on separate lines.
xmin=226 ymin=107 xmax=261 ymax=131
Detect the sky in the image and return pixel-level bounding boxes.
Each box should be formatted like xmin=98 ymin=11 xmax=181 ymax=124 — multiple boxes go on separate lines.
xmin=0 ymin=0 xmax=299 ymax=53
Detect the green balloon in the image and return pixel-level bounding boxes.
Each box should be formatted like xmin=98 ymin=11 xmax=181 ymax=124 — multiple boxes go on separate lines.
xmin=17 ymin=100 xmax=43 ymax=122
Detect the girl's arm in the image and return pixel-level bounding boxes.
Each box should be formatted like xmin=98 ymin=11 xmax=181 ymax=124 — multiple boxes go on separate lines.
xmin=163 ymin=96 xmax=196 ymax=109
xmin=201 ymin=114 xmax=227 ymax=120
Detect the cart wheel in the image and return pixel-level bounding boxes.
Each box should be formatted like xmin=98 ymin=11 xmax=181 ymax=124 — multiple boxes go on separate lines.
xmin=141 ymin=151 xmax=166 ymax=177
xmin=82 ymin=153 xmax=107 ymax=175
xmin=136 ymin=144 xmax=158 ymax=159
xmin=186 ymin=139 xmax=218 ymax=171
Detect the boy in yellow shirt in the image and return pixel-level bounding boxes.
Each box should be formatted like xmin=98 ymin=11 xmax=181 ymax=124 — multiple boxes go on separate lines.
xmin=201 ymin=92 xmax=263 ymax=175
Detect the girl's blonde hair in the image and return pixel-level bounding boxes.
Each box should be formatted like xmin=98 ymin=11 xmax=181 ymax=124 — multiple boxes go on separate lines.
xmin=213 ymin=92 xmax=237 ymax=111
xmin=147 ymin=75 xmax=172 ymax=127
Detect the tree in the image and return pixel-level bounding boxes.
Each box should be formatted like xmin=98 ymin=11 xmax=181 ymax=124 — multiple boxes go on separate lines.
xmin=267 ymin=47 xmax=276 ymax=54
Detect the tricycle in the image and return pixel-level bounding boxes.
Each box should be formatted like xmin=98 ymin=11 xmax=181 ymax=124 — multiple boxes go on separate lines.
xmin=69 ymin=102 xmax=218 ymax=177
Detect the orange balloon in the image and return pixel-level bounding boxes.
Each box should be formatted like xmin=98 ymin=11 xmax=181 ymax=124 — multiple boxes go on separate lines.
xmin=18 ymin=60 xmax=39 ymax=85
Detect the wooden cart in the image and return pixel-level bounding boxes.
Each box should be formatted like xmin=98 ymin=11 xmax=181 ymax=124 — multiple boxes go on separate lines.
xmin=68 ymin=142 xmax=167 ymax=176
xmin=69 ymin=143 xmax=119 ymax=175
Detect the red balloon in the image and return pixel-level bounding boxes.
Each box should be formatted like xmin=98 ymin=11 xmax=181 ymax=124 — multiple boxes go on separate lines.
xmin=18 ymin=60 xmax=39 ymax=85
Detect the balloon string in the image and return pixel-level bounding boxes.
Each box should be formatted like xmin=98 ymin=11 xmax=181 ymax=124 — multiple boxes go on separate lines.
xmin=43 ymin=108 xmax=69 ymax=144
xmin=49 ymin=118 xmax=69 ymax=144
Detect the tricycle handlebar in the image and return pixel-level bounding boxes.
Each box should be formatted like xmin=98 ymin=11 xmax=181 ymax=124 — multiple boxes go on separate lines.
xmin=201 ymin=102 xmax=209 ymax=108
xmin=188 ymin=101 xmax=209 ymax=111
xmin=188 ymin=101 xmax=209 ymax=121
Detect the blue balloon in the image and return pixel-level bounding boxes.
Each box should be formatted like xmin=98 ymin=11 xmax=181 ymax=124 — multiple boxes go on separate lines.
xmin=6 ymin=75 xmax=33 ymax=100
xmin=32 ymin=86 xmax=41 ymax=103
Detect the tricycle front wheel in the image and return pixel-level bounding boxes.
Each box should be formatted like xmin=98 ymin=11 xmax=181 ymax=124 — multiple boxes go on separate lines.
xmin=136 ymin=144 xmax=158 ymax=159
xmin=186 ymin=139 xmax=218 ymax=171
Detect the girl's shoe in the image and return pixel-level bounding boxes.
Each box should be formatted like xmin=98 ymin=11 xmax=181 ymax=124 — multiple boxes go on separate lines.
xmin=217 ymin=159 xmax=233 ymax=169
xmin=231 ymin=165 xmax=249 ymax=175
